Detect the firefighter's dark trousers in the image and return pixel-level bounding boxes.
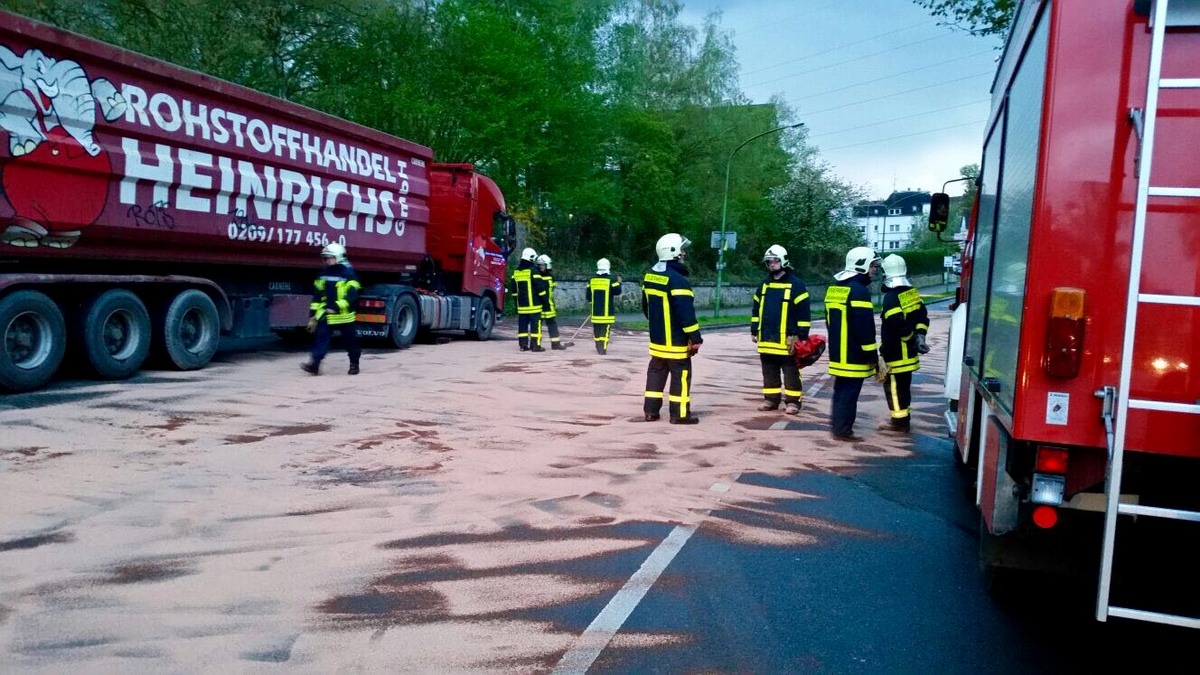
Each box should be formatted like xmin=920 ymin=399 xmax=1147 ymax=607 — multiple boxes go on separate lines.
xmin=593 ymin=322 xmax=612 ymax=354
xmin=311 ymin=321 xmax=361 ymax=367
xmin=644 ymin=356 xmax=694 ymax=420
xmin=760 ymin=353 xmax=803 ymax=406
xmin=544 ymin=317 xmax=561 ymax=346
xmin=883 ymin=370 xmax=913 ymax=429
xmin=517 ymin=313 xmax=542 ymax=350
xmin=831 ymin=375 xmax=867 ymax=437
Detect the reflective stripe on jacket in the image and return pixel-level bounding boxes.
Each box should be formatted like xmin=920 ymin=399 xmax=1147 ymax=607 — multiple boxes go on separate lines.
xmin=508 ymin=260 xmax=545 ymax=314
xmin=589 ymin=274 xmax=622 ymax=323
xmin=881 ymin=285 xmax=929 ymax=373
xmin=311 ymin=263 xmax=361 ymax=325
xmin=538 ymin=271 xmax=558 ymax=319
xmin=751 ymin=271 xmax=811 ymax=356
xmin=641 ymin=260 xmax=702 ymax=359
xmin=824 ymin=276 xmax=877 ymax=378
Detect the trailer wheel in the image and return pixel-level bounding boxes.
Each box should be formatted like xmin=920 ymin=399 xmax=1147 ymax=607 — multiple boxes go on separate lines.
xmin=78 ymin=289 xmax=151 ymax=380
xmin=158 ymin=289 xmax=219 ymax=370
xmin=0 ymin=290 xmax=67 ymax=392
xmin=467 ymin=296 xmax=495 ymax=341
xmin=388 ymin=295 xmax=418 ymax=349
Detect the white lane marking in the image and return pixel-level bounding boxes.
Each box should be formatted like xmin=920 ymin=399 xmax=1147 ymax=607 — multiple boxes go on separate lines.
xmin=552 ymin=523 xmax=700 ymax=674
xmin=555 ymin=371 xmax=833 ymax=672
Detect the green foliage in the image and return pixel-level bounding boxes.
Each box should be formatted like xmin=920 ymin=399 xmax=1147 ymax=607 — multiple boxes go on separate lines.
xmin=894 ymin=247 xmax=957 ymax=275
xmin=912 ymin=0 xmax=1016 ymax=38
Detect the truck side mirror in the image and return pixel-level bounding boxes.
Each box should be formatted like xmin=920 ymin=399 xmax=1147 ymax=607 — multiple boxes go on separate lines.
xmin=493 ymin=212 xmax=517 ymax=256
xmin=929 ymin=192 xmax=951 ymax=233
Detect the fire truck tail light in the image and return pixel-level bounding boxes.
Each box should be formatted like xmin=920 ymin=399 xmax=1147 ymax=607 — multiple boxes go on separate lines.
xmin=1044 ymin=287 xmax=1086 ymax=378
xmin=1032 ymin=505 xmax=1059 ymax=529
xmin=1035 ymin=447 xmax=1068 ymax=474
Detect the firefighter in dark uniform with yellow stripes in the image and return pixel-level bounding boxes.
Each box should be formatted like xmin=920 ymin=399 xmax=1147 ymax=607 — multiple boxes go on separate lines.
xmin=508 ymin=247 xmax=547 ymax=352
xmin=301 ymin=242 xmax=362 ymax=376
xmin=642 ymin=233 xmax=702 ymax=424
xmin=825 ymin=246 xmax=881 ymax=440
xmin=535 ymin=254 xmax=568 ymax=350
xmin=589 ymin=257 xmax=622 ymax=354
xmin=751 ymin=244 xmax=811 ymax=415
xmin=878 ymin=254 xmax=930 ymax=432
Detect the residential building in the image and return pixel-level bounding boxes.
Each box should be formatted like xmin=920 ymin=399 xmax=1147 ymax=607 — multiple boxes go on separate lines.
xmin=851 ymin=190 xmax=931 ymax=251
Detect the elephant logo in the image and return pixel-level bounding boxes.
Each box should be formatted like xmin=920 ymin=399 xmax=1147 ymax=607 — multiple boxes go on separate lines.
xmin=0 ymin=46 xmax=127 ymax=248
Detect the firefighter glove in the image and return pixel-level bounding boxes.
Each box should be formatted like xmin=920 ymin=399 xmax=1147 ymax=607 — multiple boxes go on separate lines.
xmin=875 ymin=354 xmax=890 ymax=383
xmin=306 ymin=318 xmax=318 ymax=333
xmin=915 ymin=334 xmax=930 ymax=354
xmin=786 ymin=335 xmax=798 ymax=354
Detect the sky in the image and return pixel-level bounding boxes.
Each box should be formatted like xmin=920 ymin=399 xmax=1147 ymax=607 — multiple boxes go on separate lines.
xmin=678 ymin=0 xmax=1002 ymax=199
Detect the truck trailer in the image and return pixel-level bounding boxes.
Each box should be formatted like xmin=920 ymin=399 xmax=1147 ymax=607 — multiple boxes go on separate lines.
xmin=931 ymin=0 xmax=1200 ymax=628
xmin=0 ymin=11 xmax=515 ymax=392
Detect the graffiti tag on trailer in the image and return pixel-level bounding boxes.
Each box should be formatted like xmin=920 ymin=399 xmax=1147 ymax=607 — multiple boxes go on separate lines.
xmin=0 ymin=43 xmax=423 ymax=253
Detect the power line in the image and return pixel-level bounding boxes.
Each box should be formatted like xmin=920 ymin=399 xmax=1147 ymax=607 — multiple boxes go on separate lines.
xmin=808 ymin=98 xmax=990 ymax=138
xmin=746 ymin=33 xmax=954 ymax=89
xmin=791 ymin=71 xmax=994 ymax=115
xmin=789 ymin=51 xmax=995 ymax=102
xmin=734 ymin=1 xmax=844 ymax=41
xmin=740 ymin=19 xmax=933 ymax=77
xmin=819 ymin=119 xmax=986 ymax=152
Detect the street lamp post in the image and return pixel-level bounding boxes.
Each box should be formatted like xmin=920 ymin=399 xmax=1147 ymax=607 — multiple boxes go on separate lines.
xmin=714 ymin=122 xmax=804 ymax=317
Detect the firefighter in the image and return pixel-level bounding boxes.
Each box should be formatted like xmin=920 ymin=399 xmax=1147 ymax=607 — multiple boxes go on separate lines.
xmin=589 ymin=257 xmax=622 ymax=355
xmin=642 ymin=233 xmax=702 ymax=424
xmin=878 ymin=254 xmax=930 ymax=432
xmin=301 ymin=242 xmax=362 ymax=376
xmin=751 ymin=244 xmax=811 ymax=415
xmin=535 ymin=254 xmax=568 ymax=350
xmin=508 ymin=247 xmax=547 ymax=352
xmin=825 ymin=246 xmax=881 ymax=440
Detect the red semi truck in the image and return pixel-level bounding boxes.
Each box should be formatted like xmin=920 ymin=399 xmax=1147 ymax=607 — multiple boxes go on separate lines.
xmin=0 ymin=11 xmax=515 ymax=392
xmin=931 ymin=0 xmax=1200 ymax=627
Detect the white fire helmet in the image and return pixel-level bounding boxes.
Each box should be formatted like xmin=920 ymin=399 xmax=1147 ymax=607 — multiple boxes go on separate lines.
xmin=596 ymin=258 xmax=611 ymax=275
xmin=521 ymin=247 xmax=538 ymax=263
xmin=655 ymin=233 xmax=691 ymax=261
xmin=535 ymin=254 xmax=552 ymax=269
xmin=881 ymin=254 xmax=911 ymax=287
xmin=763 ymin=244 xmax=789 ymax=267
xmin=834 ymin=246 xmax=880 ymax=281
xmin=321 ymin=242 xmax=347 ymax=263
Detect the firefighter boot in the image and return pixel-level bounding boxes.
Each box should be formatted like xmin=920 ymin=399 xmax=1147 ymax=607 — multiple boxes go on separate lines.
xmin=596 ymin=343 xmax=607 ymax=355
xmin=759 ymin=400 xmax=780 ymax=412
xmin=300 ymin=360 xmax=320 ymax=375
xmin=531 ymin=345 xmax=546 ymax=352
xmin=552 ymin=342 xmax=567 ymax=350
xmin=669 ymin=416 xmax=700 ymax=425
xmin=348 ymin=363 xmax=360 ymax=375
xmin=785 ymin=402 xmax=802 ymax=415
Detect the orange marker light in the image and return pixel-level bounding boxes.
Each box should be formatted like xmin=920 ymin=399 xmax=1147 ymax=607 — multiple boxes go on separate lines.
xmin=1045 ymin=287 xmax=1086 ymax=378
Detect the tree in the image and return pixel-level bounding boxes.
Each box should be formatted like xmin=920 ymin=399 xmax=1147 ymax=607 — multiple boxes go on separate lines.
xmin=912 ymin=0 xmax=1016 ymax=38
xmin=769 ymin=158 xmax=867 ymax=275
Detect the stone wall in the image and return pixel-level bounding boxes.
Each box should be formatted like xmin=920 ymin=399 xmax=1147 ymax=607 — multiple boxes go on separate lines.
xmin=544 ymin=273 xmax=949 ymax=313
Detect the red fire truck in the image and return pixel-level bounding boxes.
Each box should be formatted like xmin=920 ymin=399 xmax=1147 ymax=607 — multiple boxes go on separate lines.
xmin=931 ymin=0 xmax=1199 ymax=628
xmin=0 ymin=11 xmax=514 ymax=392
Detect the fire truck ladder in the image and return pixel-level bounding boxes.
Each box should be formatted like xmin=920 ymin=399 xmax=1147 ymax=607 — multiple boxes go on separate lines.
xmin=1098 ymin=0 xmax=1200 ymax=629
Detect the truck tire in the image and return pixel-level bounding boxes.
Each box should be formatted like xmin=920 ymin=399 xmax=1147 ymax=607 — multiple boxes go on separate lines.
xmin=0 ymin=290 xmax=67 ymax=392
xmin=78 ymin=289 xmax=151 ymax=380
xmin=467 ymin=296 xmax=496 ymax=341
xmin=388 ymin=294 xmax=418 ymax=349
xmin=158 ymin=289 xmax=219 ymax=370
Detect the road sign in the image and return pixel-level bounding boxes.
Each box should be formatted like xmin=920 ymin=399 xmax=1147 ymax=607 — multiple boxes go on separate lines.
xmin=711 ymin=231 xmax=737 ymax=250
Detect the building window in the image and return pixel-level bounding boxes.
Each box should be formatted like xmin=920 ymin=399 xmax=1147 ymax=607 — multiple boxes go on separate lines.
xmin=888 ymin=208 xmax=900 ymax=216
xmin=889 ymin=241 xmax=900 ymax=249
xmin=890 ymin=224 xmax=899 ymax=232
xmin=874 ymin=225 xmax=879 ymax=232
